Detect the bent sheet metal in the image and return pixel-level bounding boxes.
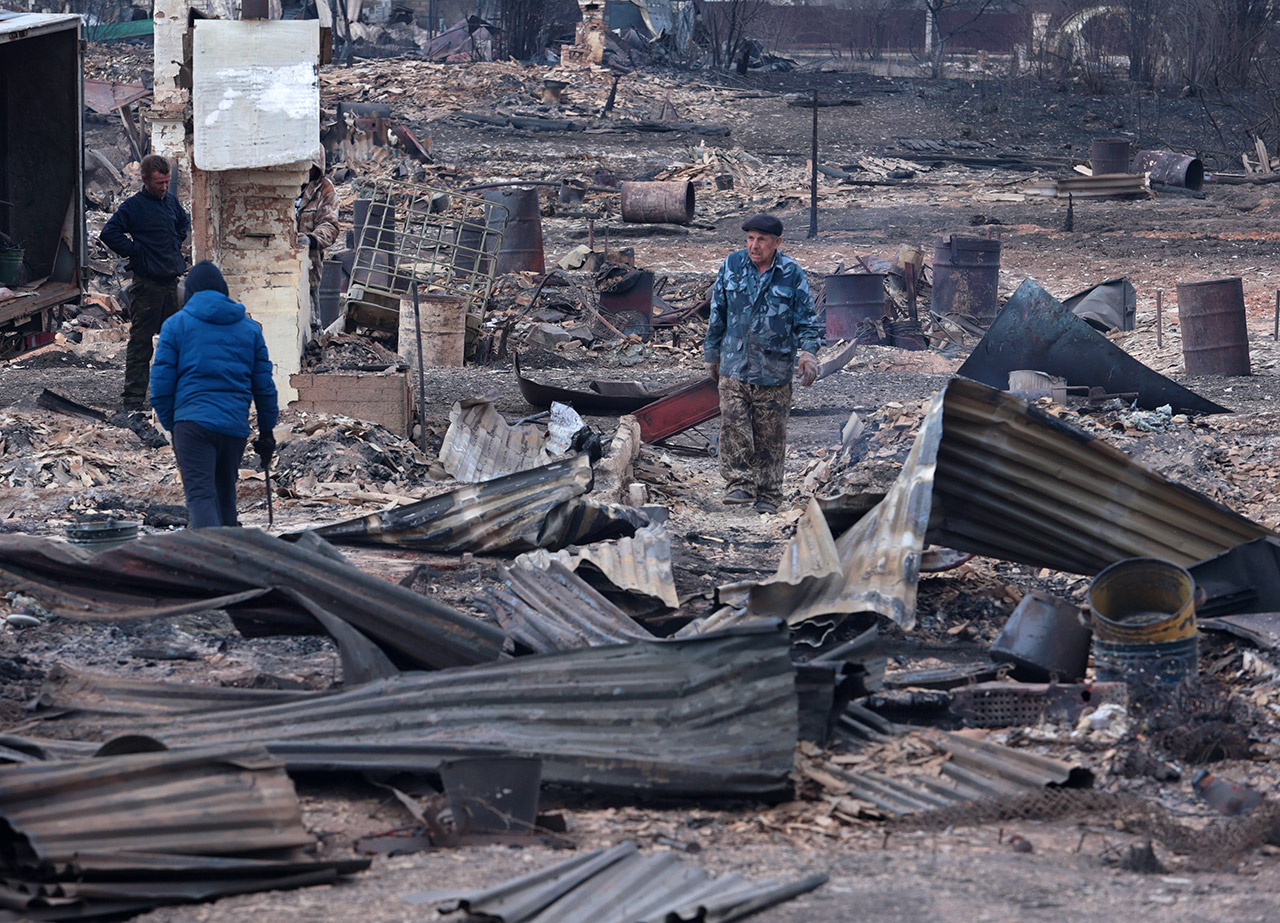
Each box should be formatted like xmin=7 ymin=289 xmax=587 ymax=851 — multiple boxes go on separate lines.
xmin=958 ymin=278 xmax=1230 ymax=414
xmin=0 ymin=529 xmax=508 ymax=681
xmin=298 ymin=454 xmax=647 ymax=553
xmin=737 ymin=377 xmax=1268 ymax=635
xmin=22 ymin=623 xmax=798 ymax=798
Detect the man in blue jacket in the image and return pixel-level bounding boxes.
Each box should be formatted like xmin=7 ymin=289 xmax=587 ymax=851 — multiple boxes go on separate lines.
xmin=704 ymin=214 xmax=823 ymax=514
xmin=151 ymin=261 xmax=279 ymax=529
xmin=101 ymin=154 xmax=190 ymax=409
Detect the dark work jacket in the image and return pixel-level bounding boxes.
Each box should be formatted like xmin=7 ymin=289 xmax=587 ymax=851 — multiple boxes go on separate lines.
xmin=101 ymin=188 xmax=190 ymax=281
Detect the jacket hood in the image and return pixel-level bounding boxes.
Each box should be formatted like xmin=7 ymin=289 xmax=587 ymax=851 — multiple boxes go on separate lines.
xmin=183 ymin=289 xmax=247 ymax=325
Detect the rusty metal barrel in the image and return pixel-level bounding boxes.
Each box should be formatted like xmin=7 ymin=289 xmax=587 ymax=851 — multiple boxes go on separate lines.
xmin=1091 ymin=137 xmax=1132 ymax=175
xmin=931 ymin=235 xmax=1001 ymax=323
xmin=1177 ymin=277 xmax=1251 ymax=376
xmin=620 ymin=181 xmax=694 ymax=224
xmin=483 ymin=187 xmax=545 ymax=274
xmin=824 ymin=273 xmax=887 ymax=343
xmin=1134 ymin=150 xmax=1204 ymax=191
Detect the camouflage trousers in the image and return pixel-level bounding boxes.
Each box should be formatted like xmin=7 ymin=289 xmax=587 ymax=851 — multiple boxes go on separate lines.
xmin=718 ymin=377 xmax=792 ymax=505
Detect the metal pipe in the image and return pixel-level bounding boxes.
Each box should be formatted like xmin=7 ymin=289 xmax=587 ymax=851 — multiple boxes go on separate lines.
xmin=809 ymin=90 xmax=818 ymax=239
xmin=1134 ymin=150 xmax=1204 ymax=191
xmin=1156 ymin=289 xmax=1163 ymax=348
xmin=411 ymin=282 xmax=428 ymax=451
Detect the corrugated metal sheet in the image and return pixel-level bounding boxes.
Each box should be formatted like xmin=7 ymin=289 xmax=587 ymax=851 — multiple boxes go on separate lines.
xmin=33 ymin=664 xmax=314 ymax=718
xmin=0 ymin=529 xmax=507 ymax=681
xmin=515 ymin=524 xmax=680 ymax=609
xmin=0 ymin=745 xmax=367 ymax=920
xmin=427 ymin=840 xmax=827 ymax=923
xmin=753 ymin=377 xmax=1267 ymax=633
xmin=438 ymin=399 xmax=551 ymax=482
xmin=301 ymin=454 xmax=648 ymax=553
xmin=478 ymin=561 xmax=655 ymax=652
xmin=833 ymin=731 xmax=1093 ymax=816
xmin=25 ymin=623 xmax=798 ymax=797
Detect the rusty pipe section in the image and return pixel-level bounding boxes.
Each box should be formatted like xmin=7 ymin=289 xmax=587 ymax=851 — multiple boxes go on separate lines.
xmin=620 ymin=181 xmax=695 ymax=225
xmin=1134 ymin=150 xmax=1204 ymax=191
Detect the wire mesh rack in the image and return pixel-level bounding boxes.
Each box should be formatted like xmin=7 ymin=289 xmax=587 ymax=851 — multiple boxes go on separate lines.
xmin=342 ymin=179 xmax=508 ymax=334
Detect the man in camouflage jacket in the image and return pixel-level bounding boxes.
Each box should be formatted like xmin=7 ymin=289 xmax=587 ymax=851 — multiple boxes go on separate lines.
xmin=704 ymin=213 xmax=823 ymax=514
xmin=296 ymin=155 xmax=340 ymax=307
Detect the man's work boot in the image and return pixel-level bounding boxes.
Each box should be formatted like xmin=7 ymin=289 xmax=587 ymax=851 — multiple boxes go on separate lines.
xmin=723 ymin=488 xmax=754 ymax=505
xmin=754 ymin=499 xmax=779 ymax=514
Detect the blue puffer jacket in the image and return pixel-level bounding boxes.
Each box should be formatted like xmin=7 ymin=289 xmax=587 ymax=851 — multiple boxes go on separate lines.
xmin=150 ymin=290 xmax=279 ymax=438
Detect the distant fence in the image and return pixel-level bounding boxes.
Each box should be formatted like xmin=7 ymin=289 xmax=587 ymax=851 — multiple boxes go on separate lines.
xmin=698 ymin=4 xmax=1032 ymax=56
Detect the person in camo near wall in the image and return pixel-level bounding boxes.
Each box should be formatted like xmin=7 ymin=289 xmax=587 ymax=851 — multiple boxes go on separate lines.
xmin=703 ymin=213 xmax=823 ymax=515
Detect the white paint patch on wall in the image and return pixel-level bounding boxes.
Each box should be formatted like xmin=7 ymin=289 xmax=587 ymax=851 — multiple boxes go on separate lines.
xmin=192 ymin=21 xmax=319 ymax=170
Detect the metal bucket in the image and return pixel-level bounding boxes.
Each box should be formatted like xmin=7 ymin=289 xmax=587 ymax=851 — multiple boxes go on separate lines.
xmin=483 ymin=187 xmax=544 ymax=274
xmin=1094 ymin=635 xmax=1199 ymax=686
xmin=599 ymin=270 xmax=653 ymax=340
xmin=1091 ymin=137 xmax=1132 ymax=175
xmin=885 ymin=318 xmax=927 ymax=350
xmin=620 ymin=181 xmax=694 ymax=224
xmin=931 ymin=235 xmax=1001 ymax=323
xmin=1177 ymin=277 xmax=1251 ymax=376
xmin=1088 ymin=558 xmax=1197 ymax=644
xmin=1134 ymin=150 xmax=1204 ymax=191
xmin=824 ymin=273 xmax=886 ymax=343
xmin=438 ymin=756 xmax=542 ymax=833
xmin=990 ymin=591 xmax=1091 ymax=682
xmin=65 ymin=518 xmax=139 ymax=552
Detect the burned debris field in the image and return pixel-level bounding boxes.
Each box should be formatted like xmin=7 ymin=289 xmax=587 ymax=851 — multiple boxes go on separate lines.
xmin=9 ymin=10 xmax=1280 ymax=921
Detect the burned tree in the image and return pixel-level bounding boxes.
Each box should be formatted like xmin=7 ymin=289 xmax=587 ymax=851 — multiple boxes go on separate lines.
xmin=696 ymin=0 xmax=772 ymax=70
xmin=922 ymin=0 xmax=1010 ymax=79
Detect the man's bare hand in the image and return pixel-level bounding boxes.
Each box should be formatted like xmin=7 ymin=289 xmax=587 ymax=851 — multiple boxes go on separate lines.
xmin=797 ymin=351 xmax=818 ymax=387
xmin=705 ymin=360 xmax=719 ymax=381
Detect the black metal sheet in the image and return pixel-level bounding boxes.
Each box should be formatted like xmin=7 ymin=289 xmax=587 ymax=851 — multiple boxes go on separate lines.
xmin=958 ymin=278 xmax=1230 ymax=414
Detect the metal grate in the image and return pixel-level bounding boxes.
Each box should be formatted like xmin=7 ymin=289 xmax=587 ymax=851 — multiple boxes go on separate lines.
xmin=950 ymin=682 xmax=1128 ymax=729
xmin=343 ymin=179 xmax=507 ymax=332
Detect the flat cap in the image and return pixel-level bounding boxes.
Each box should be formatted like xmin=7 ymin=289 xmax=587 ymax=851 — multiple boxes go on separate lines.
xmin=741 ymin=213 xmax=783 ymax=236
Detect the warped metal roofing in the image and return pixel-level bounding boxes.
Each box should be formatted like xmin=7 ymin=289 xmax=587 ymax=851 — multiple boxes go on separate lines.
xmin=515 ymin=523 xmax=680 ymax=609
xmin=478 ymin=560 xmax=654 ymax=652
xmin=438 ymin=399 xmax=551 ymax=482
xmin=749 ymin=377 xmax=1267 ymax=633
xmin=300 ymin=453 xmax=647 ymax=553
xmin=0 ymin=529 xmax=507 ymax=681
xmin=26 ymin=623 xmax=798 ymax=798
xmin=427 ymin=840 xmax=827 ymax=923
xmin=0 ymin=745 xmax=367 ymax=920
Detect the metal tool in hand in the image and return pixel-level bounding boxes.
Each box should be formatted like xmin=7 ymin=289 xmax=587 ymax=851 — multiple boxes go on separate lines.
xmin=254 ymin=436 xmax=275 ymax=529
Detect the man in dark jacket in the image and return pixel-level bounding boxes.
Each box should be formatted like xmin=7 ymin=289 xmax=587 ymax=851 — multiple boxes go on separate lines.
xmin=151 ymin=261 xmax=278 ymax=529
xmin=101 ymin=154 xmax=190 ymax=408
xmin=704 ymin=213 xmax=823 ymax=514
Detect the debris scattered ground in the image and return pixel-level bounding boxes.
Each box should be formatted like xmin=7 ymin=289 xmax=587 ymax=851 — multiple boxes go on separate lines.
xmin=7 ymin=29 xmax=1280 ymax=923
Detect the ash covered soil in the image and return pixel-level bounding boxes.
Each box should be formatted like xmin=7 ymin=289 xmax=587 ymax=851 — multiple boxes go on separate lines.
xmin=6 ymin=59 xmax=1280 ymax=921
